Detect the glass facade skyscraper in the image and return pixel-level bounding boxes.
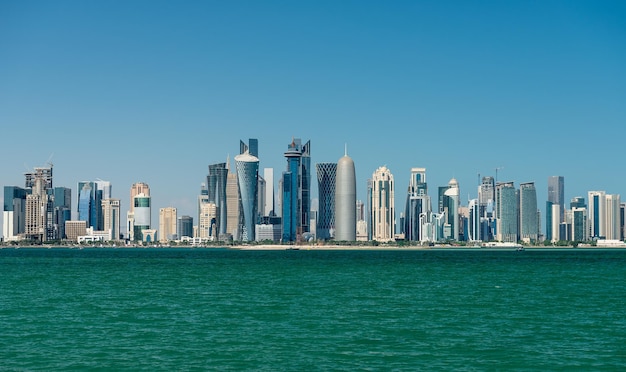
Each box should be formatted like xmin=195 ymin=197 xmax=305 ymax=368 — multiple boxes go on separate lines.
xmin=316 ymin=162 xmax=337 ymax=240
xmin=519 ymin=182 xmax=538 ymax=242
xmin=281 ymin=138 xmax=311 ymax=242
xmin=548 ymin=176 xmax=564 ymax=221
xmin=404 ymin=168 xmax=429 ymax=242
xmin=496 ymin=182 xmax=518 ymax=242
xmin=78 ymin=181 xmax=102 ymax=230
xmin=235 ymin=152 xmax=259 ymax=242
xmin=208 ymin=162 xmax=228 ymax=236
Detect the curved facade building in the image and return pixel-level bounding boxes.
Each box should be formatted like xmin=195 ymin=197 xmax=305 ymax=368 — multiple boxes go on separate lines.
xmin=443 ymin=178 xmax=460 ymax=241
xmin=316 ymin=162 xmax=337 ymax=240
xmin=335 ymin=154 xmax=356 ymax=241
xmin=235 ymin=152 xmax=259 ymax=242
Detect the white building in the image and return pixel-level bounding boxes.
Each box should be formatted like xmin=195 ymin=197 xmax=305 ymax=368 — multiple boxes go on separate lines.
xmin=369 ymin=166 xmax=395 ymax=242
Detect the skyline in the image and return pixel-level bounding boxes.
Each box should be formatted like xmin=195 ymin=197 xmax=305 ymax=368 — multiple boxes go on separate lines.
xmin=1 ymin=1 xmax=625 ymax=232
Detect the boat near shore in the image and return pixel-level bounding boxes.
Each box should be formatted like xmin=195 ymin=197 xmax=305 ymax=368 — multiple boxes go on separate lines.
xmin=479 ymin=242 xmax=524 ymax=250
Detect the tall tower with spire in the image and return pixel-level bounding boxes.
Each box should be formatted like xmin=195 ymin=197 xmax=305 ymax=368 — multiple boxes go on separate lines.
xmin=335 ymin=145 xmax=356 ymax=241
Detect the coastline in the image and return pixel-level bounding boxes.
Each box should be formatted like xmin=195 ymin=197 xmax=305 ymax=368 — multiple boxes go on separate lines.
xmin=2 ymin=243 xmax=626 ymax=250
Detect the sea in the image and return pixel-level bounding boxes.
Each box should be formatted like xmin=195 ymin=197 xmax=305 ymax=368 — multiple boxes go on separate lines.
xmin=0 ymin=248 xmax=624 ymax=371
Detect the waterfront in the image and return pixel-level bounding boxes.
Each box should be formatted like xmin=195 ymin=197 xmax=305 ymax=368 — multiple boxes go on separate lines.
xmin=1 ymin=249 xmax=625 ymax=370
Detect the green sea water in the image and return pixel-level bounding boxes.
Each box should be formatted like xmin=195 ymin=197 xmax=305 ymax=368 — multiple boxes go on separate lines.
xmin=1 ymin=248 xmax=624 ymax=370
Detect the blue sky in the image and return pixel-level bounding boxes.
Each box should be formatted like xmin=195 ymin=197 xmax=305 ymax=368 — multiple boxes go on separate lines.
xmin=1 ymin=1 xmax=625 ymax=232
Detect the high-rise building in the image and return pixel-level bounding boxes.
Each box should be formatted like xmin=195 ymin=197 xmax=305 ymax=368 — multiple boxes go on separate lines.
xmin=198 ymin=182 xmax=209 ymax=232
xmin=199 ymin=202 xmax=218 ymax=239
xmin=404 ymin=168 xmax=429 ymax=242
xmin=588 ymin=191 xmax=606 ymax=239
xmin=443 ymin=178 xmax=460 ymax=241
xmin=570 ymin=197 xmax=586 ymax=209
xmin=24 ymin=166 xmax=54 ymax=242
xmin=621 ymin=203 xmax=626 ymax=241
xmin=226 ymin=169 xmax=240 ymax=239
xmin=478 ymin=176 xmax=495 ymax=216
xmin=129 ymin=182 xmax=150 ymax=213
xmin=468 ymin=199 xmax=480 ymax=241
xmin=571 ymin=207 xmax=588 ymax=241
xmin=96 ymin=180 xmax=112 ymax=200
xmin=3 ymin=186 xmax=28 ymax=241
xmin=235 ymin=151 xmax=259 ymax=242
xmin=548 ymin=176 xmax=565 ymax=221
xmin=496 ymin=182 xmax=518 ymax=242
xmin=316 ymin=162 xmax=337 ymax=240
xmin=132 ymin=193 xmax=151 ymax=241
xmin=240 ymin=138 xmax=259 ymax=158
xmin=177 ymin=215 xmax=194 ymax=239
xmin=519 ymin=182 xmax=538 ymax=242
xmin=159 ymin=207 xmax=177 ymax=242
xmin=549 ymin=202 xmax=560 ymax=242
xmin=208 ymin=162 xmax=228 ymax=236
xmin=369 ymin=166 xmax=395 ymax=242
xmin=281 ymin=138 xmax=311 ymax=242
xmin=102 ymin=198 xmax=121 ymax=241
xmin=263 ymin=168 xmax=274 ymax=216
xmin=605 ymin=194 xmax=621 ymax=240
xmin=78 ymin=182 xmax=102 ymax=230
xmin=335 ymin=151 xmax=356 ymax=241
xmin=127 ymin=182 xmax=150 ymax=241
xmin=52 ymin=187 xmax=71 ymax=240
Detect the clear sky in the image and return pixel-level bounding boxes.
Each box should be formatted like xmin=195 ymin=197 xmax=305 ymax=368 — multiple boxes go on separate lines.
xmin=1 ymin=1 xmax=625 ymax=234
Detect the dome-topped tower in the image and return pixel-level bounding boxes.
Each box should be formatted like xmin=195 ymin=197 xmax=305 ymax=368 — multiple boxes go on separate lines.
xmin=335 ymin=146 xmax=356 ymax=241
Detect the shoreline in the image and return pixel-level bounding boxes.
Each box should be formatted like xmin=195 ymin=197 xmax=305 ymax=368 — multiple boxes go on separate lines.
xmin=2 ymin=244 xmax=626 ymax=250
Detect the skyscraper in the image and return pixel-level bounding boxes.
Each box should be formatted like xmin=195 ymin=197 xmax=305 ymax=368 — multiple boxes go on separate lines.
xmin=468 ymin=199 xmax=480 ymax=241
xmin=519 ymin=182 xmax=538 ymax=242
xmin=129 ymin=182 xmax=150 ymax=213
xmin=226 ymin=168 xmax=239 ymax=239
xmin=208 ymin=162 xmax=228 ymax=236
xmin=571 ymin=207 xmax=588 ymax=241
xmin=53 ymin=187 xmax=71 ymax=239
xmin=263 ymin=168 xmax=274 ymax=216
xmin=102 ymin=198 xmax=121 ymax=241
xmin=199 ymin=202 xmax=218 ymax=239
xmin=443 ymin=178 xmax=460 ymax=241
xmin=281 ymin=138 xmax=311 ymax=242
xmin=127 ymin=182 xmax=150 ymax=241
xmin=588 ymin=191 xmax=606 ymax=239
xmin=235 ymin=151 xmax=259 ymax=242
xmin=335 ymin=151 xmax=356 ymax=241
xmin=548 ymin=176 xmax=565 ymax=222
xmin=316 ymin=162 xmax=337 ymax=240
xmin=240 ymin=138 xmax=259 ymax=158
xmin=369 ymin=166 xmax=395 ymax=242
xmin=24 ymin=166 xmax=54 ymax=242
xmin=404 ymin=168 xmax=429 ymax=242
xmin=159 ymin=207 xmax=177 ymax=242
xmin=605 ymin=194 xmax=621 ymax=240
xmin=177 ymin=215 xmax=193 ymax=239
xmin=496 ymin=182 xmax=518 ymax=242
xmin=3 ymin=186 xmax=28 ymax=241
xmin=132 ymin=193 xmax=151 ymax=241
xmin=78 ymin=181 xmax=101 ymax=229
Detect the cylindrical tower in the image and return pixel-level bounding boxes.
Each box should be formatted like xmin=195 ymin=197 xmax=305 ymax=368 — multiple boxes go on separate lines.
xmin=335 ymin=153 xmax=356 ymax=241
xmin=235 ymin=152 xmax=259 ymax=242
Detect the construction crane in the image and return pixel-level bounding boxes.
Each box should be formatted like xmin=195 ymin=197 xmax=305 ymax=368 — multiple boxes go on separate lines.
xmin=495 ymin=166 xmax=504 ymax=183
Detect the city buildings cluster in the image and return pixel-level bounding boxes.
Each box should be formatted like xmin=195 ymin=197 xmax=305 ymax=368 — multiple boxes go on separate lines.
xmin=3 ymin=139 xmax=625 ymax=245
